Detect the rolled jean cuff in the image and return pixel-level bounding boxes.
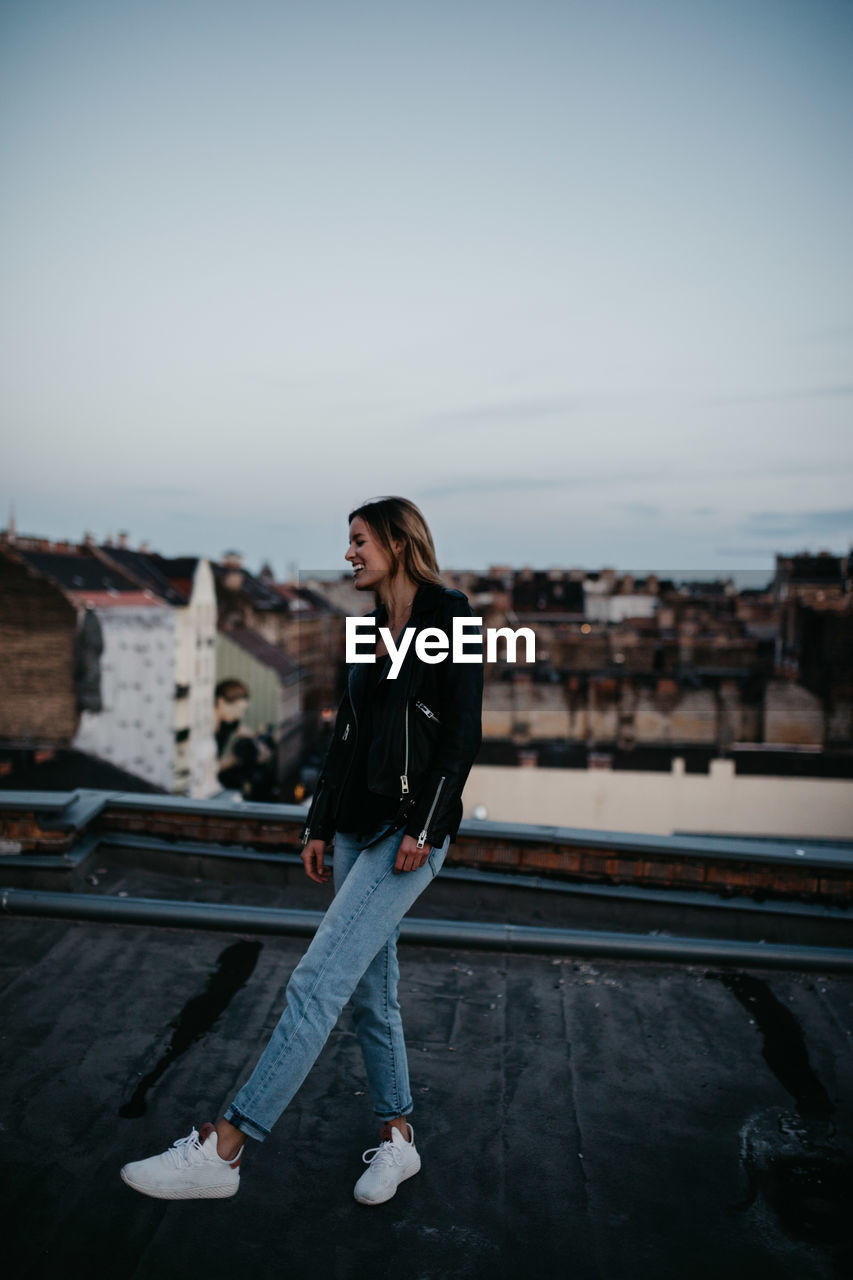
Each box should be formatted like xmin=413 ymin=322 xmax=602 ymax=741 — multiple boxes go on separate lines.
xmin=223 ymin=1104 xmax=270 ymax=1144
xmin=374 ymin=1102 xmax=414 ymax=1122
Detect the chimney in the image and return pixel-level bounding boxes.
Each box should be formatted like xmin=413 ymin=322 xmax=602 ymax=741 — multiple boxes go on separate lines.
xmin=223 ymin=550 xmax=244 ymax=593
xmin=118 ymin=531 xmax=129 ymax=549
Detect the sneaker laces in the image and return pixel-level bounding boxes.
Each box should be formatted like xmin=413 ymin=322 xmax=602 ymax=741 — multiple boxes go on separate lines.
xmin=166 ymin=1128 xmax=207 ymax=1169
xmin=361 ymin=1138 xmax=404 ymax=1170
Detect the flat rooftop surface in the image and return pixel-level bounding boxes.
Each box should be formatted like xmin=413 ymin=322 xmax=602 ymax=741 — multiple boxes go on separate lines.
xmin=2 ymin=904 xmax=853 ymax=1279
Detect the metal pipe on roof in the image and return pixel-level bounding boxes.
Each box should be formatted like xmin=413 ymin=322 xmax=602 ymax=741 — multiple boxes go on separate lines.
xmin=5 ymin=788 xmax=852 ymax=870
xmin=82 ymin=833 xmax=853 ymax=921
xmin=2 ymin=887 xmax=852 ymax=972
xmin=436 ymin=864 xmax=851 ymax=921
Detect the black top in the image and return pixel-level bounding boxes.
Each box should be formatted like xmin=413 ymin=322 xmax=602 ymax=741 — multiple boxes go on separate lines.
xmin=335 ymin=660 xmax=397 ymax=837
xmin=302 ymin=584 xmax=484 ymax=851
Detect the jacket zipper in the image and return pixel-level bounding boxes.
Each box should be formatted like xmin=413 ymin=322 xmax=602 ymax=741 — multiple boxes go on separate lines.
xmin=301 ymin=778 xmax=324 ymax=844
xmin=415 ymin=700 xmax=440 ymax=723
xmin=416 ymin=775 xmax=446 ymax=849
xmin=401 ymin=703 xmax=409 ymax=795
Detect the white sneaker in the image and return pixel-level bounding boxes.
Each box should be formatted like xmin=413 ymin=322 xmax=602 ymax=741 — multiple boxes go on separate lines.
xmin=353 ymin=1123 xmax=421 ymax=1205
xmin=120 ymin=1123 xmax=242 ymax=1200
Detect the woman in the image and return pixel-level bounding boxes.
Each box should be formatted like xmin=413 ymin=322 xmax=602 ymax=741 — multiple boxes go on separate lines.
xmin=121 ymin=496 xmax=483 ymax=1205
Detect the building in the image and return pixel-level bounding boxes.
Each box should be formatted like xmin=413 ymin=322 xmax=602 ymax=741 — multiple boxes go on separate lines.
xmin=1 ymin=542 xmax=177 ymax=790
xmin=215 ymin=625 xmax=304 ymax=789
xmin=212 ymin=558 xmax=345 ymax=731
xmin=0 ymin=534 xmax=220 ymax=796
xmin=0 ymin=547 xmax=81 ymax=745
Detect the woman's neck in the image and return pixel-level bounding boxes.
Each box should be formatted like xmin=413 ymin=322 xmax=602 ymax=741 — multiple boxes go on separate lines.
xmin=378 ymin=576 xmax=418 ymax=630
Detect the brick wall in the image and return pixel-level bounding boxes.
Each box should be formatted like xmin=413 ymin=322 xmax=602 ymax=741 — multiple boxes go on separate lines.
xmin=0 ymin=555 xmax=78 ymax=742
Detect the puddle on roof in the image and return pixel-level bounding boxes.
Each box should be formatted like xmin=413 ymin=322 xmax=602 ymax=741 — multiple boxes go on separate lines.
xmin=714 ymin=970 xmax=833 ymax=1120
xmin=120 ymin=939 xmax=262 ymax=1119
xmin=707 ymin=969 xmax=853 ymax=1272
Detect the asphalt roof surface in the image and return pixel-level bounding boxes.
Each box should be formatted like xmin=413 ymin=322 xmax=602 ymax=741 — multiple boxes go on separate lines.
xmin=3 ymin=880 xmax=853 ymax=1280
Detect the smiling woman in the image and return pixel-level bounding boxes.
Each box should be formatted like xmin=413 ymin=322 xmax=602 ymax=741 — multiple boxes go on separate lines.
xmin=121 ymin=495 xmax=484 ymax=1209
xmin=345 ymin=496 xmax=445 ymax=599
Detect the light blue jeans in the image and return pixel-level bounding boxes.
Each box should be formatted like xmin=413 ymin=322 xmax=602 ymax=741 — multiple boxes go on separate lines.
xmin=224 ymin=825 xmax=449 ymax=1140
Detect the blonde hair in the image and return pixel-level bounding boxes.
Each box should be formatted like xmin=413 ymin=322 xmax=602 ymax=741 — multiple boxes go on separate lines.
xmin=348 ymin=496 xmax=442 ymax=587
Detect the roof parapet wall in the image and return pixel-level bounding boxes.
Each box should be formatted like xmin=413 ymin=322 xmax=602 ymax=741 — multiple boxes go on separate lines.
xmin=1 ymin=790 xmax=851 ymax=904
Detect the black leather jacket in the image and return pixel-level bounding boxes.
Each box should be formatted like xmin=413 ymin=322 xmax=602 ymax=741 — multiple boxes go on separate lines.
xmin=301 ymin=583 xmax=483 ymax=850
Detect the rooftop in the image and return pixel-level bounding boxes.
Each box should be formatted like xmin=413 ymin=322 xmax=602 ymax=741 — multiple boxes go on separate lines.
xmin=97 ymin=546 xmax=189 ymax=606
xmin=210 ymin=560 xmax=287 ymax=613
xmin=2 ymin=791 xmax=853 ymax=1278
xmin=0 ymin=748 xmax=165 ymax=794
xmin=13 ymin=547 xmax=145 ymax=595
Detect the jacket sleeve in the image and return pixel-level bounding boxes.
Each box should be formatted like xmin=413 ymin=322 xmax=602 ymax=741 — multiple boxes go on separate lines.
xmin=300 ymin=709 xmax=343 ymax=845
xmin=301 ymin=603 xmax=378 ymax=846
xmin=403 ymin=593 xmax=483 ymax=848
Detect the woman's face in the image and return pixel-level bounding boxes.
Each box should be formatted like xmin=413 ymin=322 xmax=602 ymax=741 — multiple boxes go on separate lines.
xmin=218 ymin=696 xmax=248 ymax=723
xmin=345 ymin=515 xmax=394 ymax=592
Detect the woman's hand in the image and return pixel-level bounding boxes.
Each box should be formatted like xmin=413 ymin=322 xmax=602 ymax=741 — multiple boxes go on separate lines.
xmin=395 ymin=833 xmax=431 ymax=874
xmin=301 ymin=838 xmax=331 ymax=884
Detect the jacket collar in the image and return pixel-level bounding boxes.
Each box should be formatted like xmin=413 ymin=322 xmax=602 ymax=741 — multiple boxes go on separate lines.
xmin=411 ymin=581 xmax=445 ymax=615
xmin=358 ymin=581 xmax=449 ymax=687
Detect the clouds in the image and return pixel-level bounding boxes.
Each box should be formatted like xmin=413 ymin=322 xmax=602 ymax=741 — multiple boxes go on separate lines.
xmin=743 ymin=507 xmax=853 ymax=540
xmin=424 ymin=397 xmax=580 ymax=429
xmin=1 ymin=0 xmax=852 ymax=575
xmin=618 ymin=502 xmax=661 ymax=519
xmin=419 ymin=474 xmax=579 ymax=501
xmin=708 ymin=385 xmax=853 ymax=405
xmin=125 ymin=486 xmax=197 ymax=499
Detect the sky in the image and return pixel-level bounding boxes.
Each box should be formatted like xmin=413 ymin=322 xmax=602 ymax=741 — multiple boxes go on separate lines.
xmin=2 ymin=0 xmax=851 ymax=581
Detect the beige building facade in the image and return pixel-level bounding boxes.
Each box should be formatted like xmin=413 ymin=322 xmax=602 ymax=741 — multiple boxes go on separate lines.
xmin=464 ymin=758 xmax=853 ymax=841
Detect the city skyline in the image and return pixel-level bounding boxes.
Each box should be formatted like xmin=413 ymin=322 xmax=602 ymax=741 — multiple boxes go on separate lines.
xmin=2 ymin=0 xmax=852 ymax=577
xmin=0 ymin=515 xmax=786 ymax=594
